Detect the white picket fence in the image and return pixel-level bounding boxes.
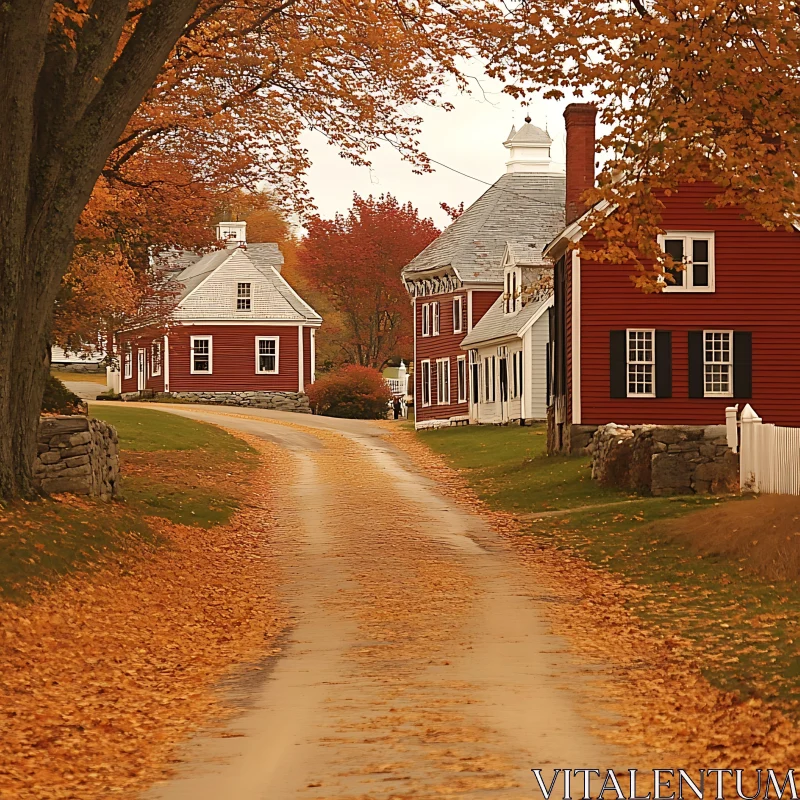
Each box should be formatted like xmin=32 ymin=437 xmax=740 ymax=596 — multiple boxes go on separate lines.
xmin=728 ymin=404 xmax=800 ymax=494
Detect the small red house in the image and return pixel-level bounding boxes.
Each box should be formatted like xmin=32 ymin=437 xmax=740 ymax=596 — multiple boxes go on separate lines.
xmin=116 ymin=221 xmax=321 ymax=408
xmin=547 ymin=103 xmax=800 ymax=452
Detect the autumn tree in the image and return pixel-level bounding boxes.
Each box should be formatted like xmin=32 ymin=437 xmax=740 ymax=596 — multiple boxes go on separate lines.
xmin=497 ymin=0 xmax=800 ymax=287
xmin=0 ymin=0 xmax=520 ymax=499
xmin=298 ymin=195 xmax=438 ymax=370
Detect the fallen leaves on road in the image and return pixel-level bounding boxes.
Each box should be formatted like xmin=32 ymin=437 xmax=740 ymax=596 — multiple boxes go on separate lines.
xmin=0 ymin=434 xmax=288 ymax=800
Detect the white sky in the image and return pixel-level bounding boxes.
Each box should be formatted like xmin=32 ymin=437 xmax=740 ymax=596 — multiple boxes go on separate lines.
xmin=299 ymin=68 xmax=587 ymax=231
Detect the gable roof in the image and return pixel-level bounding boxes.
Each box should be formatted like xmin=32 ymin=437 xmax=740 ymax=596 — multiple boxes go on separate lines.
xmin=505 ymin=239 xmax=550 ymax=267
xmin=460 ymin=292 xmax=553 ymax=348
xmin=402 ymin=172 xmax=565 ymax=284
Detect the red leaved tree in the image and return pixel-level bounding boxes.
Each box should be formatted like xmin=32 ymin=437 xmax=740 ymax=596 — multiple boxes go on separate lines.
xmin=298 ymin=194 xmax=438 ymax=370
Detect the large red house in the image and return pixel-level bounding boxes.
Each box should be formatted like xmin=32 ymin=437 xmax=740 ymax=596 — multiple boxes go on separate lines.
xmin=116 ymin=221 xmax=321 ymax=409
xmin=402 ymin=121 xmax=565 ymax=429
xmin=547 ymin=103 xmax=800 ymax=452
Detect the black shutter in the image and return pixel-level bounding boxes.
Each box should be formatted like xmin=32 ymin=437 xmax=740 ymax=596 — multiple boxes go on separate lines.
xmin=655 ymin=331 xmax=672 ymax=398
xmin=688 ymin=331 xmax=704 ymax=398
xmin=609 ymin=330 xmax=627 ymax=398
xmin=471 ymin=364 xmax=479 ymax=402
xmin=499 ymin=359 xmax=508 ymax=401
xmin=733 ymin=332 xmax=753 ymax=399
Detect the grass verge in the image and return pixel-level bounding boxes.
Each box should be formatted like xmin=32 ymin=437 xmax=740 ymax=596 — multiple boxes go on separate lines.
xmin=418 ymin=423 xmax=800 ymax=712
xmin=0 ymin=407 xmax=256 ymax=602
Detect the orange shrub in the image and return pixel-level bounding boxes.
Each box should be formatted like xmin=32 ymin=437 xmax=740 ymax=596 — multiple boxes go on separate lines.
xmin=306 ymin=365 xmax=392 ymax=419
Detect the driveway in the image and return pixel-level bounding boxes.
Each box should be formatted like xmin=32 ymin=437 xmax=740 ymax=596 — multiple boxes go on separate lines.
xmin=103 ymin=404 xmax=623 ymax=798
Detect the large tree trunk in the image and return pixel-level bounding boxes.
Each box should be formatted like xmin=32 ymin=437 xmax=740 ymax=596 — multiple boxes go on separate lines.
xmin=0 ymin=0 xmax=199 ymax=499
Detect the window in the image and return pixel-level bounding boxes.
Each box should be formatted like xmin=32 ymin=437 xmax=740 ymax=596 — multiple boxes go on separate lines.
xmin=421 ymin=360 xmax=432 ymax=406
xmin=505 ymin=272 xmax=511 ymax=314
xmin=432 ymin=302 xmax=440 ymax=336
xmin=457 ymin=355 xmax=467 ymax=402
xmin=421 ymin=303 xmax=430 ymax=337
xmin=512 ymin=271 xmax=518 ymax=312
xmin=123 ymin=344 xmax=132 ymax=379
xmin=151 ymin=341 xmax=162 ymax=377
xmin=627 ymin=329 xmax=655 ymax=397
xmin=659 ymin=232 xmax=715 ymax=292
xmin=237 ymin=282 xmax=252 ymax=311
xmin=190 ymin=336 xmax=212 ymax=374
xmin=704 ymin=330 xmax=732 ymax=396
xmin=453 ymin=297 xmax=463 ymax=334
xmin=511 ymin=351 xmax=522 ymax=398
xmin=483 ymin=356 xmax=496 ymax=402
xmin=256 ymin=336 xmax=279 ymax=374
xmin=436 ymin=359 xmax=450 ymax=405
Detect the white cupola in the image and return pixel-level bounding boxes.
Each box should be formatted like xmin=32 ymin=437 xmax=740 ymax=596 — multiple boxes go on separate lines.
xmin=215 ymin=220 xmax=247 ymax=248
xmin=504 ymin=116 xmax=554 ymax=174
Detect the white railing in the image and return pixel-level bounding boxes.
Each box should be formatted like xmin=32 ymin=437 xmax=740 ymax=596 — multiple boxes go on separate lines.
xmin=386 ymin=377 xmax=409 ymax=397
xmin=729 ymin=404 xmax=800 ymax=494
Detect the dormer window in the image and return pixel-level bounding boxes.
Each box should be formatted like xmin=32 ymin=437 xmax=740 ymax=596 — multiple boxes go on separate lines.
xmin=237 ymin=282 xmax=252 ymax=311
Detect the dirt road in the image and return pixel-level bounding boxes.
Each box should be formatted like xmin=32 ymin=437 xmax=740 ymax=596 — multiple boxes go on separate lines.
xmin=134 ymin=407 xmax=623 ymax=799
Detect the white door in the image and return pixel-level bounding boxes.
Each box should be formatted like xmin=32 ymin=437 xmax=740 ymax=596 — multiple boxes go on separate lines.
xmin=137 ymin=349 xmax=146 ymax=391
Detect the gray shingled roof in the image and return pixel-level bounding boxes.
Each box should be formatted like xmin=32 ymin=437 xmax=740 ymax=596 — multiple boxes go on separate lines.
xmin=460 ymin=292 xmax=552 ymax=347
xmin=401 ymin=172 xmax=565 ymax=284
xmin=243 ymin=242 xmax=284 ymax=274
xmin=506 ymin=239 xmax=550 ymax=266
xmin=175 ymin=249 xmax=234 ymax=299
xmin=504 ymin=122 xmax=552 ymax=146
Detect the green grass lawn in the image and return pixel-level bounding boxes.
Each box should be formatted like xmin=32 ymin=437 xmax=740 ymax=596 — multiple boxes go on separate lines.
xmin=0 ymin=407 xmax=256 ymax=603
xmin=419 ymin=423 xmax=800 ymax=711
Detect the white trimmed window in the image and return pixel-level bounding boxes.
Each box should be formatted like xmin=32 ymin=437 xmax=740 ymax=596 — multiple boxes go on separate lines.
xmin=190 ymin=336 xmax=212 ymax=374
xmin=483 ymin=356 xmax=496 ymax=402
xmin=421 ymin=303 xmax=430 ymax=337
xmin=453 ymin=296 xmax=463 ymax=334
xmin=627 ymin=329 xmax=655 ymax=397
xmin=256 ymin=336 xmax=279 ymax=374
xmin=704 ymin=330 xmax=733 ymax=397
xmin=457 ymin=355 xmax=467 ymax=402
xmin=151 ymin=341 xmax=162 ymax=377
xmin=659 ymin=232 xmax=715 ymax=292
xmin=436 ymin=358 xmax=450 ymax=405
xmin=124 ymin=344 xmax=132 ymax=379
xmin=421 ymin=360 xmax=432 ymax=406
xmin=511 ymin=350 xmax=524 ymax=399
xmin=432 ymin=302 xmax=440 ymax=336
xmin=237 ymin=282 xmax=252 ymax=311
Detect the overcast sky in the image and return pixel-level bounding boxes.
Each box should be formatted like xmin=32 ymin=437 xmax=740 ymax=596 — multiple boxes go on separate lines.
xmin=299 ymin=68 xmax=585 ymax=231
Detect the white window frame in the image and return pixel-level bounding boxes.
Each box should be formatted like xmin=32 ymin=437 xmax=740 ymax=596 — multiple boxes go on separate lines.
xmin=457 ymin=355 xmax=467 ymax=402
xmin=421 ymin=303 xmax=430 ymax=337
xmin=237 ymin=282 xmax=252 ymax=311
xmin=658 ymin=231 xmax=715 ymax=293
xmin=190 ymin=336 xmax=213 ymax=375
xmin=151 ymin=340 xmax=162 ymax=377
xmin=483 ymin=355 xmax=496 ymax=403
xmin=703 ymin=329 xmax=733 ymax=397
xmin=626 ymin=329 xmax=655 ymax=398
xmin=453 ymin=296 xmax=463 ymax=334
xmin=421 ymin=359 xmax=432 ymax=406
xmin=432 ymin=301 xmax=440 ymax=336
xmin=436 ymin=358 xmax=450 ymax=405
xmin=255 ymin=336 xmax=279 ymax=375
xmin=123 ymin=344 xmax=133 ymax=379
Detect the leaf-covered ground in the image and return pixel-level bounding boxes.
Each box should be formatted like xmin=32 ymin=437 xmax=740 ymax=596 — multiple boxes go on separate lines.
xmin=402 ymin=424 xmax=800 ymax=771
xmin=0 ymin=409 xmax=287 ymax=799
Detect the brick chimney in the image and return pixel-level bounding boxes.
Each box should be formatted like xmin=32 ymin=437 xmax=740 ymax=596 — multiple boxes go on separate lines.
xmin=564 ymin=103 xmax=597 ymax=225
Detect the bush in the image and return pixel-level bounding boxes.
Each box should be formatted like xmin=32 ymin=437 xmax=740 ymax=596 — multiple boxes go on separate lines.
xmin=41 ymin=375 xmax=86 ymax=415
xmin=306 ymin=365 xmax=393 ymax=419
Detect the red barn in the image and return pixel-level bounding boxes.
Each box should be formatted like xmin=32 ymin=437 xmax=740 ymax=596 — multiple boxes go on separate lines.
xmin=402 ymin=121 xmax=566 ymax=429
xmin=547 ymin=103 xmax=800 ymax=452
xmin=116 ymin=221 xmax=321 ymax=411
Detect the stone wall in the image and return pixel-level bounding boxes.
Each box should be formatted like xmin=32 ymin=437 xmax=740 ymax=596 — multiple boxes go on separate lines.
xmin=51 ymin=362 xmax=105 ymax=374
xmin=165 ymin=390 xmax=312 ymax=413
xmin=34 ymin=416 xmax=120 ymax=500
xmin=590 ymin=423 xmax=739 ymax=496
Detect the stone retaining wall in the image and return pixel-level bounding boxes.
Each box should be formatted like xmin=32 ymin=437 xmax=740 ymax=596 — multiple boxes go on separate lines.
xmin=166 ymin=391 xmax=312 ymax=413
xmin=51 ymin=362 xmax=105 ymax=374
xmin=34 ymin=416 xmax=120 ymax=500
xmin=590 ymin=423 xmax=739 ymax=496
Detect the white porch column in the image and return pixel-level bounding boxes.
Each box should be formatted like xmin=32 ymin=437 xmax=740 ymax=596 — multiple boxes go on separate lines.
xmin=298 ymin=326 xmax=305 ymax=392
xmin=164 ymin=334 xmax=170 ymax=393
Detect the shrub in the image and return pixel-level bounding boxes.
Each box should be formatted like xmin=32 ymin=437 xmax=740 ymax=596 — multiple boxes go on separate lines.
xmin=41 ymin=375 xmax=86 ymax=415
xmin=306 ymin=365 xmax=393 ymax=419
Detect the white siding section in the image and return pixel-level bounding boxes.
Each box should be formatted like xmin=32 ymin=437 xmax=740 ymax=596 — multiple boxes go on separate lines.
xmin=175 ymin=249 xmax=303 ymax=321
xmin=528 ymin=312 xmax=550 ymax=420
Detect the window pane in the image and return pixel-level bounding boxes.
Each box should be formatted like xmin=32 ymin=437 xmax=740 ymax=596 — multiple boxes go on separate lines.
xmin=692 ymin=239 xmax=709 ymax=263
xmin=664 ymin=239 xmax=684 ymax=287
xmin=693 ymin=263 xmax=709 ymax=286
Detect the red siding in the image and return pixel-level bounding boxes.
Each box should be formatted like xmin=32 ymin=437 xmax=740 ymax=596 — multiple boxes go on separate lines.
xmin=565 ymin=255 xmax=573 ymax=425
xmin=577 ymin=182 xmax=800 ymax=425
xmin=415 ymin=292 xmax=469 ymax=423
xmin=167 ymin=324 xmax=300 ymax=393
xmin=303 ymin=327 xmax=312 ymax=389
xmin=119 ymin=333 xmax=165 ymax=394
xmin=471 ymin=290 xmax=501 ymax=328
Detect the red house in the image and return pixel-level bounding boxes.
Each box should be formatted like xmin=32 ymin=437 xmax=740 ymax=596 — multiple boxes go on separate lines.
xmin=402 ymin=121 xmax=565 ymax=429
xmin=116 ymin=221 xmax=321 ymax=411
xmin=547 ymin=103 xmax=800 ymax=453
